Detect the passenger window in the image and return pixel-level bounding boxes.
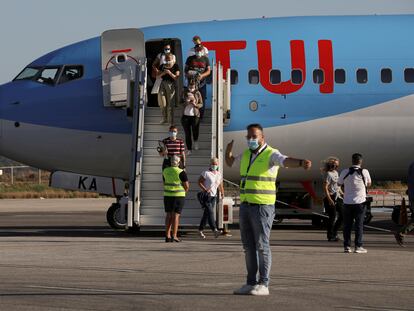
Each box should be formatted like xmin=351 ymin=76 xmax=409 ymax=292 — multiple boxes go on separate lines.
xmin=404 ymin=68 xmax=414 ymax=83
xmin=292 ymin=69 xmax=302 ymax=85
xmin=37 ymin=68 xmax=60 ymax=85
xmin=313 ymin=69 xmax=324 ymax=84
xmin=357 ymin=69 xmax=368 ymax=84
xmin=335 ymin=69 xmax=346 ymax=84
xmin=270 ymin=69 xmax=281 ymax=84
xmin=59 ymin=66 xmax=83 ymax=84
xmin=248 ymin=70 xmax=259 ymax=84
xmin=381 ymin=68 xmax=392 ymax=83
xmin=231 ymin=70 xmax=238 ymax=85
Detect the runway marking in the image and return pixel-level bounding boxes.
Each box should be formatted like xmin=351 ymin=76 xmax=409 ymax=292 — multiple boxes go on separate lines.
xmin=26 ymin=285 xmax=154 ymax=295
xmin=336 ymin=306 xmax=414 ymax=311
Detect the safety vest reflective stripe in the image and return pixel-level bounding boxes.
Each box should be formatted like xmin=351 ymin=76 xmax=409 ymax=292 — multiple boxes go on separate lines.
xmin=164 ymin=190 xmax=186 ymax=193
xmin=239 ymin=145 xmax=279 ymax=205
xmin=240 ymin=189 xmax=276 ymax=195
xmin=164 ymin=183 xmax=182 ymax=186
xmin=241 ymin=176 xmax=277 ymax=182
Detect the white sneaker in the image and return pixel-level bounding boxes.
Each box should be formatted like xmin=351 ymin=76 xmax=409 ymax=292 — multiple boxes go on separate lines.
xmin=344 ymin=247 xmax=352 ymax=253
xmin=233 ymin=284 xmax=256 ymax=295
xmin=199 ymin=231 xmax=206 ymax=239
xmin=194 ymin=141 xmax=199 ymax=150
xmin=354 ymin=247 xmax=368 ymax=254
xmin=251 ymin=284 xmax=269 ymax=296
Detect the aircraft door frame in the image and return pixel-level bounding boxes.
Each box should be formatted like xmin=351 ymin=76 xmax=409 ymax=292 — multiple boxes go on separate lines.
xmin=101 ymin=29 xmax=145 ymax=108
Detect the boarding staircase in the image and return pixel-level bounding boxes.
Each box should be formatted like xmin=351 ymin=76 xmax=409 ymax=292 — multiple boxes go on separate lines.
xmin=127 ymin=61 xmax=231 ymax=228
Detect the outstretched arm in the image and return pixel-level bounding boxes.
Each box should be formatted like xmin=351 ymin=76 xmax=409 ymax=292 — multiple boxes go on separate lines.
xmin=283 ymin=158 xmax=312 ymax=170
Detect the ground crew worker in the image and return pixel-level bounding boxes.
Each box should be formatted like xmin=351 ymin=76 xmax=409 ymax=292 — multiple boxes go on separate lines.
xmin=225 ymin=123 xmax=311 ymax=296
xmin=163 ymin=155 xmax=189 ymax=243
xmin=394 ymin=161 xmax=414 ymax=246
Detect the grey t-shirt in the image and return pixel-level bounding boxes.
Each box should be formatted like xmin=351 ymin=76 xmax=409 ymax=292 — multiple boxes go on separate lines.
xmin=323 ymin=170 xmax=341 ymax=199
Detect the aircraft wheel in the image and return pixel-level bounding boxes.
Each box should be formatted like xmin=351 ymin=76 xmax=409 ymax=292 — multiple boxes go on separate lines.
xmin=106 ymin=203 xmax=126 ymax=230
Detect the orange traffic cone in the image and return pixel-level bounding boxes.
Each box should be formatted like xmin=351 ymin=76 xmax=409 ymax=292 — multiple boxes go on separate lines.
xmin=399 ymin=198 xmax=408 ymax=226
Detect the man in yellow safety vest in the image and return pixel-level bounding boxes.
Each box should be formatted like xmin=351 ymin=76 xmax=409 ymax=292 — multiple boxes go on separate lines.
xmin=225 ymin=123 xmax=311 ymax=296
xmin=163 ymin=155 xmax=189 ymax=243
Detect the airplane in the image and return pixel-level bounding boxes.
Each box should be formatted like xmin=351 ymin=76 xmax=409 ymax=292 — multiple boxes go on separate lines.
xmin=0 ymin=14 xmax=413 ymax=228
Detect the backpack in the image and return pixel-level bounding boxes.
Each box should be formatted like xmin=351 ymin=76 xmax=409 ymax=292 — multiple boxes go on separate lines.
xmin=343 ymin=167 xmax=367 ymax=194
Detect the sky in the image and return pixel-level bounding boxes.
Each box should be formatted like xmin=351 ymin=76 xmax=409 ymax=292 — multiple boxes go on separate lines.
xmin=0 ymin=0 xmax=414 ymax=83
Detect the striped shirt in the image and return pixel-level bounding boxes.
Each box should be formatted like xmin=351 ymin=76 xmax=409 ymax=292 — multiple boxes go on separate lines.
xmin=163 ymin=137 xmax=185 ymax=156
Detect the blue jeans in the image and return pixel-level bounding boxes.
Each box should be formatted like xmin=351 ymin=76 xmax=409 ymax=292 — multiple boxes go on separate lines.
xmin=198 ymin=196 xmax=217 ymax=231
xmin=239 ymin=202 xmax=275 ymax=287
xmin=343 ymin=203 xmax=366 ymax=248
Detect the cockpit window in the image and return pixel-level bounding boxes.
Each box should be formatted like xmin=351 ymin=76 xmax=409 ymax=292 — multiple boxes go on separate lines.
xmin=14 ymin=66 xmax=61 ymax=85
xmin=37 ymin=68 xmax=60 ymax=85
xmin=58 ymin=66 xmax=83 ymax=84
xmin=14 ymin=67 xmax=41 ymax=81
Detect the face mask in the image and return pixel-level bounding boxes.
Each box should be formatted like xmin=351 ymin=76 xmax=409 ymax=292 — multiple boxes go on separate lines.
xmin=210 ymin=165 xmax=219 ymax=171
xmin=247 ymin=138 xmax=260 ymax=150
xmin=164 ymin=49 xmax=171 ymax=53
xmin=169 ymin=131 xmax=177 ymax=138
xmin=188 ymin=87 xmax=196 ymax=92
xmin=195 ymin=52 xmax=203 ymax=57
xmin=166 ymin=60 xmax=174 ymax=66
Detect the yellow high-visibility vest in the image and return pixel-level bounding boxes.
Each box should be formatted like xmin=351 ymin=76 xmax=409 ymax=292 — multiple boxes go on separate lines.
xmin=163 ymin=167 xmax=186 ymax=197
xmin=239 ymin=145 xmax=279 ymax=205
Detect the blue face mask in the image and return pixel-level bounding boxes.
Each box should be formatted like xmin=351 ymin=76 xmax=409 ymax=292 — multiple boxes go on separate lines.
xmin=247 ymin=138 xmax=260 ymax=150
xmin=210 ymin=165 xmax=219 ymax=171
xmin=169 ymin=131 xmax=177 ymax=138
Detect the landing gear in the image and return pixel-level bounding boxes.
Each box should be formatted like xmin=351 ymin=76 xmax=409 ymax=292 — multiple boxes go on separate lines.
xmin=106 ymin=202 xmax=127 ymax=230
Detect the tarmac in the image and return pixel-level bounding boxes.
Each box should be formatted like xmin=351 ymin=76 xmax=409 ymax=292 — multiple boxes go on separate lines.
xmin=0 ymin=198 xmax=413 ymax=311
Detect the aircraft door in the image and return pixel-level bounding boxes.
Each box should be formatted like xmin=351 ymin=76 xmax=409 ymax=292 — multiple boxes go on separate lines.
xmin=101 ymin=29 xmax=145 ymax=107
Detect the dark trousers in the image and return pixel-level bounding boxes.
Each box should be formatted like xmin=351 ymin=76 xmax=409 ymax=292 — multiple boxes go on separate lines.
xmin=199 ymin=195 xmax=217 ymax=231
xmin=181 ymin=115 xmax=200 ymax=151
xmin=199 ymin=85 xmax=206 ymax=120
xmin=343 ymin=203 xmax=366 ymax=248
xmin=324 ymin=197 xmax=343 ymax=240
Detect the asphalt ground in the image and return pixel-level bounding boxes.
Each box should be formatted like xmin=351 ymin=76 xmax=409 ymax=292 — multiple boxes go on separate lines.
xmin=0 ymin=198 xmax=413 ymax=311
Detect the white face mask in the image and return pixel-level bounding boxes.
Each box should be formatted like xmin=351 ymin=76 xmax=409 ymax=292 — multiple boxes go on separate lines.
xmin=195 ymin=52 xmax=203 ymax=57
xmin=169 ymin=131 xmax=177 ymax=138
xmin=188 ymin=87 xmax=196 ymax=92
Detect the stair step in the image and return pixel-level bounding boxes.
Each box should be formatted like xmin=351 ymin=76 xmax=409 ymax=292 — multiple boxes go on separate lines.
xmin=144 ymin=107 xmax=212 ymax=117
xmin=144 ymin=124 xmax=211 ymax=133
xmin=143 ymin=156 xmax=211 ymax=166
xmin=143 ymin=132 xmax=211 ymax=142
xmin=142 ymin=164 xmax=212 ymax=175
xmin=143 ymin=147 xmax=211 ymax=157
xmin=141 ymin=173 xmax=204 ymax=183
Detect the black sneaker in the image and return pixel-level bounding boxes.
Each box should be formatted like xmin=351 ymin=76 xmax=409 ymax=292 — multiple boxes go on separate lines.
xmin=394 ymin=232 xmax=405 ymax=247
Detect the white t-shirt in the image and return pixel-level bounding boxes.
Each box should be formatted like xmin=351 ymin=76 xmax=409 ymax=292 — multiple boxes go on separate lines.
xmin=183 ymin=103 xmax=196 ymax=116
xmin=234 ymin=144 xmax=287 ymax=175
xmin=338 ymin=166 xmax=371 ymax=204
xmin=201 ymin=170 xmax=222 ymax=197
xmin=188 ymin=46 xmax=209 ymax=57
